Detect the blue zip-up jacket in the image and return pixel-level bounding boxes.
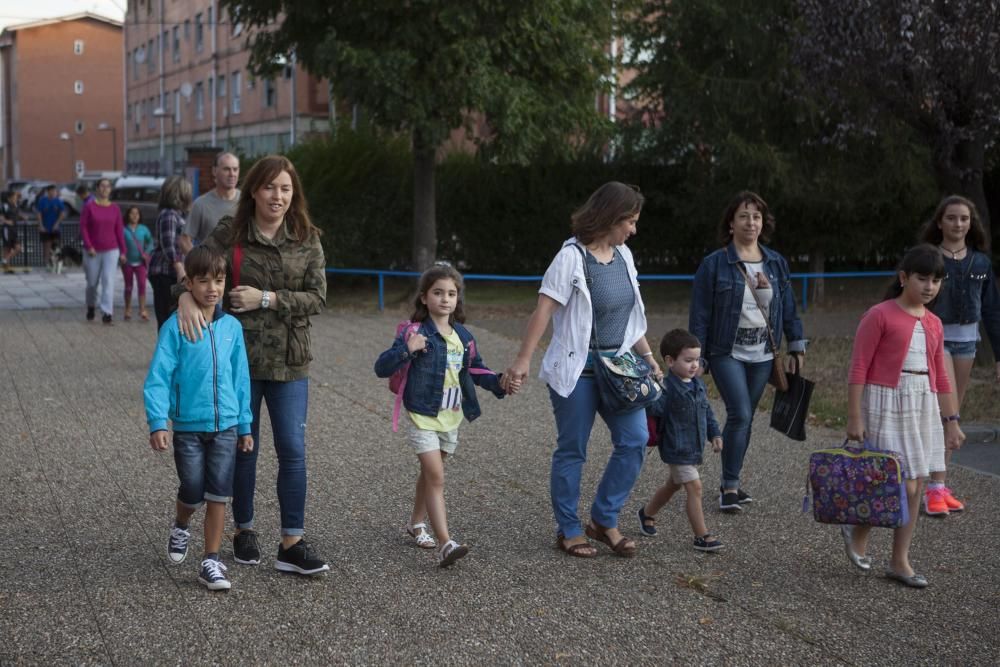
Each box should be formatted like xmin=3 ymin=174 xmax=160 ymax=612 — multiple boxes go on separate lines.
xmin=689 ymin=243 xmax=807 ymax=368
xmin=144 ymin=306 xmax=253 ymax=435
xmin=930 ymin=250 xmax=1000 ymax=354
xmin=648 ymin=374 xmax=722 ymax=465
xmin=374 ymin=318 xmax=505 ymax=422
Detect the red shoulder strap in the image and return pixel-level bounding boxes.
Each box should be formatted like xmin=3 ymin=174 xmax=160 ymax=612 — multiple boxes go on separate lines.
xmin=232 ymin=244 xmax=243 ymax=287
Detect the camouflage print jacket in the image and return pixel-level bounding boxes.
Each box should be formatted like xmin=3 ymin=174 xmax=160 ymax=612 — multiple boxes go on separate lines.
xmin=204 ymin=216 xmax=327 ymax=382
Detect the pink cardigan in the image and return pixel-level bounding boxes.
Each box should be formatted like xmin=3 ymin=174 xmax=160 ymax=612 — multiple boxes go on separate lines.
xmin=848 ymin=300 xmax=951 ymax=392
xmin=80 ymin=201 xmax=126 ymax=254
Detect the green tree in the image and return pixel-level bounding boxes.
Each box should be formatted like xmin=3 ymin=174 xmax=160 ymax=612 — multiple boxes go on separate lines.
xmin=622 ymin=0 xmax=935 ymax=287
xmin=224 ymin=0 xmax=612 ymax=269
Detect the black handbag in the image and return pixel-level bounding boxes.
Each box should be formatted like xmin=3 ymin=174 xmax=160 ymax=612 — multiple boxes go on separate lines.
xmin=576 ymin=245 xmax=661 ymax=415
xmin=769 ymin=356 xmax=814 ymax=441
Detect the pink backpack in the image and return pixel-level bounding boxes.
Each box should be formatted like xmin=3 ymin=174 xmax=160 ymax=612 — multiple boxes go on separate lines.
xmin=389 ymin=320 xmax=494 ymax=432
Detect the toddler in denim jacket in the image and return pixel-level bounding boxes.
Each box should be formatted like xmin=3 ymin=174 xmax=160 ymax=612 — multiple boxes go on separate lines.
xmin=637 ymin=329 xmax=724 ymax=551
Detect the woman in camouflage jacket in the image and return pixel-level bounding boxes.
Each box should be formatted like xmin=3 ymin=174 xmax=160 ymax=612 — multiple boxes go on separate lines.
xmin=175 ymin=155 xmax=330 ymax=576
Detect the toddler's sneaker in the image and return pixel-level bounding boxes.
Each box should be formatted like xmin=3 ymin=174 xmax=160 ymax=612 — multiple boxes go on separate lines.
xmin=275 ymin=538 xmax=330 ymax=575
xmin=924 ymin=487 xmax=949 ymax=516
xmin=942 ymin=487 xmax=965 ymax=512
xmin=438 ymin=540 xmax=469 ymax=568
xmin=167 ymin=524 xmax=190 ymax=563
xmin=233 ymin=529 xmax=261 ymax=565
xmin=693 ymin=534 xmax=724 ymax=552
xmin=198 ymin=558 xmax=231 ymax=591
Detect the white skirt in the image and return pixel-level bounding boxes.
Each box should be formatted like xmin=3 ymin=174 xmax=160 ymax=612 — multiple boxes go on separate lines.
xmin=862 ymin=374 xmax=946 ymax=479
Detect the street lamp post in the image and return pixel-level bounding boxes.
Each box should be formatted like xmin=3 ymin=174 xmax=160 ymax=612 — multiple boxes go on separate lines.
xmin=58 ymin=132 xmax=76 ymax=181
xmin=97 ymin=123 xmax=118 ymax=172
xmin=152 ymin=108 xmax=175 ymax=175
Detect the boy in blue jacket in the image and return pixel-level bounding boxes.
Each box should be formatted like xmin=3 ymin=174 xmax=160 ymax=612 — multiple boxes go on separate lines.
xmin=637 ymin=329 xmax=725 ymax=552
xmin=144 ymin=247 xmax=253 ymax=590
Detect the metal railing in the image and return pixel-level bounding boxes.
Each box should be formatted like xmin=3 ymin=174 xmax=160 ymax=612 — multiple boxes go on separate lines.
xmin=325 ymin=267 xmax=896 ymax=312
xmin=5 ymin=221 xmax=84 ymax=268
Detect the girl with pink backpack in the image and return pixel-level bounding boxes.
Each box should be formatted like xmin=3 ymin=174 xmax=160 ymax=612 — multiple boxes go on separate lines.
xmin=374 ymin=264 xmax=513 ymax=567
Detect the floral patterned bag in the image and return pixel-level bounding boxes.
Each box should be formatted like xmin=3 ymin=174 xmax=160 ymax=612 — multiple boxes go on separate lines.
xmin=804 ymin=441 xmax=909 ymax=528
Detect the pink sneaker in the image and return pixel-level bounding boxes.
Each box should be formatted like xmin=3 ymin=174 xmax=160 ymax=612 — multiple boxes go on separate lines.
xmin=924 ymin=487 xmax=949 ymax=516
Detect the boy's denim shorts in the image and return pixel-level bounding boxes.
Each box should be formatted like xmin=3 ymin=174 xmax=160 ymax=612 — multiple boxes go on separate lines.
xmin=173 ymin=426 xmax=238 ymax=508
xmin=407 ymin=423 xmax=459 ymax=455
xmin=943 ymin=340 xmax=977 ymax=359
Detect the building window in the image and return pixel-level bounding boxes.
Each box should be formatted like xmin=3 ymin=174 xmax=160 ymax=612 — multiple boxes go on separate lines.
xmin=74 ymin=80 xmax=84 ymax=94
xmin=217 ymin=74 xmax=226 ymax=97
xmin=172 ymin=26 xmax=180 ymax=62
xmin=148 ymin=99 xmax=155 ymax=130
xmin=264 ymin=78 xmax=277 ymax=108
xmin=174 ymin=89 xmax=182 ymax=125
xmin=75 ymin=160 xmax=85 ymax=177
xmin=134 ymin=102 xmax=141 ymax=132
xmin=195 ymin=14 xmax=203 ymax=53
xmin=75 ymin=120 xmax=85 ymax=134
xmin=232 ymin=71 xmax=242 ymax=114
xmin=74 ymin=39 xmax=84 ymax=55
xmin=184 ymin=19 xmax=190 ymax=40
xmin=147 ymin=39 xmax=154 ymax=72
xmin=195 ymin=82 xmax=204 ymax=120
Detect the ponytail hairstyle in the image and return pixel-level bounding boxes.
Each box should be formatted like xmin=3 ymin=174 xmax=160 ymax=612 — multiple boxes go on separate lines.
xmin=918 ymin=195 xmax=989 ymax=252
xmin=882 ymin=243 xmax=945 ymax=301
xmin=409 ymin=263 xmax=466 ymax=324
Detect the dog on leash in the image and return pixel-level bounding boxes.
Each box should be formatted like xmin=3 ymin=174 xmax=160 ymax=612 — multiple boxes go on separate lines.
xmin=50 ymin=245 xmax=83 ymax=274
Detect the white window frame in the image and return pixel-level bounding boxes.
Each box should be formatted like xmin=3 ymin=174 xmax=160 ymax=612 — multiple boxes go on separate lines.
xmin=74 ymin=39 xmax=84 ymax=55
xmin=74 ymin=80 xmax=84 ymax=94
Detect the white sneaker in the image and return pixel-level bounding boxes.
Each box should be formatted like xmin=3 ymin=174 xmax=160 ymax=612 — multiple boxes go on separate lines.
xmin=198 ymin=558 xmax=231 ymax=591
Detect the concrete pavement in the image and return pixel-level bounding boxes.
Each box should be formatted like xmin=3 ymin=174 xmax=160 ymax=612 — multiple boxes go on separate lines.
xmin=1 ymin=299 xmax=999 ymax=665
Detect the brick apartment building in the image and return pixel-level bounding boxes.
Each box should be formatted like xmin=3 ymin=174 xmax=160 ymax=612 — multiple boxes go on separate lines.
xmin=124 ymin=0 xmax=332 ymax=180
xmin=0 ymin=13 xmax=124 ymax=183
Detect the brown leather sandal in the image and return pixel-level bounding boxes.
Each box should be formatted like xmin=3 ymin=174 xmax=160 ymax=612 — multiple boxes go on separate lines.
xmin=585 ymin=521 xmax=637 ymax=558
xmin=556 ymin=533 xmax=597 ymax=558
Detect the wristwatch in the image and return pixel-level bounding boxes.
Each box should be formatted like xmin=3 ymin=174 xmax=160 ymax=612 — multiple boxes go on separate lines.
xmin=260 ymin=290 xmax=271 ymax=310
xmin=941 ymin=414 xmax=961 ymax=424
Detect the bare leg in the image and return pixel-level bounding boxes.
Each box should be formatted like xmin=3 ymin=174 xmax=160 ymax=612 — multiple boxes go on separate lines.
xmin=175 ymin=499 xmax=196 ymax=527
xmin=417 ymin=450 xmax=450 ymax=544
xmin=645 ymin=478 xmax=681 ymax=517
xmin=683 ymin=479 xmax=708 ymax=537
xmin=411 ymin=451 xmax=448 ymax=530
xmin=204 ymin=501 xmax=225 ymax=555
xmin=889 ymin=479 xmax=923 ymax=576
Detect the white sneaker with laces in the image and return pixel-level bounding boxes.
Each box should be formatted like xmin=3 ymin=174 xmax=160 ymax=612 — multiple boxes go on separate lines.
xmin=167 ymin=524 xmax=190 ymax=563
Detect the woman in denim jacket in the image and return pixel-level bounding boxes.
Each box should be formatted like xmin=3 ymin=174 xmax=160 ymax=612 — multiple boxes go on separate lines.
xmin=917 ymin=195 xmax=1000 ymax=515
xmin=689 ymin=191 xmax=806 ymax=513
xmin=502 ymin=182 xmax=662 ymax=559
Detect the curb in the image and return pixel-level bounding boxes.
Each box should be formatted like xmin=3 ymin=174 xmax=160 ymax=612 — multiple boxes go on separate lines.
xmin=962 ymin=423 xmax=998 ymax=445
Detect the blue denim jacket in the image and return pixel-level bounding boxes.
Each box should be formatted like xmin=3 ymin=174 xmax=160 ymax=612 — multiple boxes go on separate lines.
xmin=689 ymin=243 xmax=806 ymax=365
xmin=930 ymin=250 xmax=1000 ymax=354
xmin=374 ymin=319 xmax=504 ymax=422
xmin=648 ymin=374 xmax=721 ymax=465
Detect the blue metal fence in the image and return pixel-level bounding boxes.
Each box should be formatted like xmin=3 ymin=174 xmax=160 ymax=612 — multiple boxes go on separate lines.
xmin=326 ymin=267 xmax=896 ymax=312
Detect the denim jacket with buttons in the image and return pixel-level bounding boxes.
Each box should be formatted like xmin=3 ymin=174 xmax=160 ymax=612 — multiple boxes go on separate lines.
xmin=374 ymin=318 xmax=505 ymax=423
xmin=930 ymin=250 xmax=1000 ymax=354
xmin=648 ymin=374 xmax=721 ymax=466
xmin=689 ymin=243 xmax=806 ymax=367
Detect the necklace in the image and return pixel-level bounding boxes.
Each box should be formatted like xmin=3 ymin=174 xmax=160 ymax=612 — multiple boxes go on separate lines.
xmin=940 ymin=244 xmax=966 ymax=259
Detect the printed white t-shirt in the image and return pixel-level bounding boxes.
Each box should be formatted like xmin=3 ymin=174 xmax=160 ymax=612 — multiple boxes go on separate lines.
xmin=732 ymin=261 xmax=774 ymax=363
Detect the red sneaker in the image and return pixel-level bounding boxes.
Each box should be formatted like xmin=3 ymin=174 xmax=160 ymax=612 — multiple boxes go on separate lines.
xmin=942 ymin=487 xmax=965 ymax=512
xmin=924 ymin=488 xmax=949 ymax=516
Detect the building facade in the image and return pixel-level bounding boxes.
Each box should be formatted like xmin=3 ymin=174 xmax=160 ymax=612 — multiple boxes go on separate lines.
xmin=124 ymin=0 xmax=332 ymax=176
xmin=0 ymin=13 xmax=124 ymax=183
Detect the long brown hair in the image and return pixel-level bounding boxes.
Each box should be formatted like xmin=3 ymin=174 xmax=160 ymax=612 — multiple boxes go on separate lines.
xmin=918 ymin=195 xmax=990 ymax=252
xmin=571 ymin=182 xmax=644 ymax=245
xmin=229 ymin=155 xmax=320 ymax=245
xmin=717 ymin=190 xmax=776 ymax=246
xmin=409 ymin=264 xmax=466 ymax=325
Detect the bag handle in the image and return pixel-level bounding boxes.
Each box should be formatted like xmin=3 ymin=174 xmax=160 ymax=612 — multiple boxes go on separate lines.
xmin=735 ymin=262 xmax=781 ymax=358
xmin=231 ymin=244 xmax=243 ymax=287
xmin=573 ymin=244 xmax=601 ymax=353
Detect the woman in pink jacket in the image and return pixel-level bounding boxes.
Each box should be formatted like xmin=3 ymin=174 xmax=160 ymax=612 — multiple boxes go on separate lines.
xmin=80 ymin=178 xmax=126 ymax=324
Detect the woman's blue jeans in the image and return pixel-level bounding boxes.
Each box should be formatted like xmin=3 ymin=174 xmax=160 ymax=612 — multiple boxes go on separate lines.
xmin=548 ymin=376 xmax=647 ymax=539
xmin=233 ymin=378 xmax=309 ymax=536
xmin=709 ymin=355 xmax=772 ymax=490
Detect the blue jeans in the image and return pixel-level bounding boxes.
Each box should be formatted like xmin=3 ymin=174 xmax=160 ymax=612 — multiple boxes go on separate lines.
xmin=709 ymin=355 xmax=772 ymax=489
xmin=233 ymin=378 xmax=309 ymax=536
xmin=173 ymin=427 xmax=238 ymax=508
xmin=548 ymin=377 xmax=647 ymax=539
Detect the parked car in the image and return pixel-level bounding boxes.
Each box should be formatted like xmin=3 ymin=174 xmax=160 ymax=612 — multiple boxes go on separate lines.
xmin=110 ymin=176 xmax=165 ymax=227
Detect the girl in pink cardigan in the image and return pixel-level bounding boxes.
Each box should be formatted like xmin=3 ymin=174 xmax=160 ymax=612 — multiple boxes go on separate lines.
xmin=844 ymin=244 xmax=965 ymax=589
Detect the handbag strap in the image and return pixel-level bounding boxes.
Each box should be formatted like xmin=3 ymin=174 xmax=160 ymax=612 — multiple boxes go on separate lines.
xmin=232 ymin=244 xmax=243 ymax=287
xmin=736 ymin=262 xmax=780 ymax=356
xmin=573 ymin=244 xmax=601 ymax=352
